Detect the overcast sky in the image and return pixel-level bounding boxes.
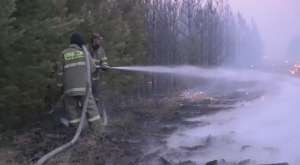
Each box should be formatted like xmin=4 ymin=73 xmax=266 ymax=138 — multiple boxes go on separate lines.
xmin=227 ymin=0 xmax=300 ymax=62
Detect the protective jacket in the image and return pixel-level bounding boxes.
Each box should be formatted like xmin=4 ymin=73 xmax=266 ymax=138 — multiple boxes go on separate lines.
xmin=57 ymin=44 xmax=96 ymax=96
xmin=86 ymin=43 xmax=108 ymax=81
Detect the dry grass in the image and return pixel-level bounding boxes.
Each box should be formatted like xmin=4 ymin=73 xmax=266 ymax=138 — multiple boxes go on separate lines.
xmin=44 ymin=135 xmax=124 ymax=165
xmin=0 ymin=93 xmax=183 ymax=165
xmin=119 ymin=96 xmax=180 ymax=119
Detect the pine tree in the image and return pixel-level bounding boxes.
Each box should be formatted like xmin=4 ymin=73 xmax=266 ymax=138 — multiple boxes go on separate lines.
xmin=91 ymin=0 xmax=135 ymax=92
xmin=0 ymin=0 xmax=24 ymax=131
xmin=287 ymin=35 xmax=300 ymax=62
xmin=66 ymin=0 xmax=147 ymax=94
xmin=118 ymin=0 xmax=147 ymax=65
xmin=117 ymin=0 xmax=148 ymax=95
xmin=0 ymin=0 xmax=82 ymax=131
xmin=104 ymin=0 xmax=147 ymax=94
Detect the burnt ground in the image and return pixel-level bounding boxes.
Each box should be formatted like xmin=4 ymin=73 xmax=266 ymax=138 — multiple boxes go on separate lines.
xmin=0 ymin=90 xmax=290 ymax=165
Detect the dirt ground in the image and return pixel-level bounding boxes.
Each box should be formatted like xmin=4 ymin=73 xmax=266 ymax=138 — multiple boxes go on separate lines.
xmin=0 ymin=89 xmax=289 ymax=165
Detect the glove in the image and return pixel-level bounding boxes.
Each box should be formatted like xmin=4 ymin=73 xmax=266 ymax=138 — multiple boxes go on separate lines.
xmin=100 ymin=66 xmax=109 ymax=72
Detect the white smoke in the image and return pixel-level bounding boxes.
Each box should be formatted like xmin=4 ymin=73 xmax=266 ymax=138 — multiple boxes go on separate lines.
xmin=115 ymin=65 xmax=300 ymax=164
xmin=163 ymin=68 xmax=300 ymax=164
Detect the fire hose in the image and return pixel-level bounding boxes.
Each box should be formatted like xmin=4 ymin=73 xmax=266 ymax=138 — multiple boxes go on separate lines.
xmin=35 ymin=46 xmax=102 ymax=165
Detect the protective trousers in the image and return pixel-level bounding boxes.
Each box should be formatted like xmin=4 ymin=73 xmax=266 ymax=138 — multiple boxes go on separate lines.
xmin=92 ymin=80 xmax=101 ymax=108
xmin=64 ymin=93 xmax=103 ymax=135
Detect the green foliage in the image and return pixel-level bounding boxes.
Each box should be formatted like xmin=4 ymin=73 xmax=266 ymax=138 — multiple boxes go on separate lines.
xmin=99 ymin=0 xmax=147 ymax=93
xmin=65 ymin=0 xmax=147 ymax=93
xmin=0 ymin=0 xmax=147 ymax=132
xmin=0 ymin=0 xmax=24 ymax=131
xmin=0 ymin=0 xmax=82 ymax=131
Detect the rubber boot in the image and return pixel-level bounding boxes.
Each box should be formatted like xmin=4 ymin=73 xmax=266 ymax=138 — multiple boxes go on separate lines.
xmin=89 ymin=119 xmax=104 ymax=136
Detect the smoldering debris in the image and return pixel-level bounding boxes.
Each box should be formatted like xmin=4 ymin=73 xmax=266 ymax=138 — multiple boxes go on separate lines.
xmin=135 ymin=86 xmax=293 ymax=165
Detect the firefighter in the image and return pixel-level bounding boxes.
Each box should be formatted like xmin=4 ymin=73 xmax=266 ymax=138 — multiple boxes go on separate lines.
xmin=86 ymin=33 xmax=109 ymax=108
xmin=56 ymin=32 xmax=103 ymax=135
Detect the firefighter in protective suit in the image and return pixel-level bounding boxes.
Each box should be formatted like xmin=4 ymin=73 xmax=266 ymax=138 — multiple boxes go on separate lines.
xmin=56 ymin=32 xmax=103 ymax=135
xmin=86 ymin=33 xmax=109 ymax=108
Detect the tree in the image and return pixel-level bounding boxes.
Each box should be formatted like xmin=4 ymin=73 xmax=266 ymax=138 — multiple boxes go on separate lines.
xmin=240 ymin=21 xmax=264 ymax=67
xmin=65 ymin=0 xmax=147 ymax=95
xmin=0 ymin=0 xmax=263 ymax=132
xmin=0 ymin=0 xmax=24 ymax=131
xmin=286 ymin=35 xmax=300 ymax=62
xmin=0 ymin=0 xmax=82 ymax=131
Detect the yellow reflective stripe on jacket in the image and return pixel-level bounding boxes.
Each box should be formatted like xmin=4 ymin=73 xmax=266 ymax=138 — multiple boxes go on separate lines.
xmin=93 ymin=59 xmax=100 ymax=63
xmin=92 ymin=77 xmax=99 ymax=80
xmin=102 ymin=62 xmax=108 ymax=65
xmin=57 ymin=72 xmax=63 ymax=76
xmin=57 ymin=83 xmax=63 ymax=87
xmin=64 ymin=62 xmax=86 ymax=69
xmin=100 ymin=57 xmax=107 ymax=61
xmin=64 ymin=87 xmax=92 ymax=94
xmin=69 ymin=118 xmax=80 ymax=124
xmin=64 ymin=51 xmax=84 ymax=61
xmin=88 ymin=115 xmax=100 ymax=122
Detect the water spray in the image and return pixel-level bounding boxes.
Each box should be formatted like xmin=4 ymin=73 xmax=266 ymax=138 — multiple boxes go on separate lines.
xmin=38 ymin=64 xmax=299 ymax=164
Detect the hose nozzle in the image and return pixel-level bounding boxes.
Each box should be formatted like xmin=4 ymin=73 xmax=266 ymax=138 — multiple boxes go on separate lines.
xmin=96 ymin=65 xmax=110 ymax=71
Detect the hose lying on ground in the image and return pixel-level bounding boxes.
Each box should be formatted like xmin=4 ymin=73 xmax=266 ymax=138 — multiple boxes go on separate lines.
xmin=35 ymin=46 xmax=92 ymax=165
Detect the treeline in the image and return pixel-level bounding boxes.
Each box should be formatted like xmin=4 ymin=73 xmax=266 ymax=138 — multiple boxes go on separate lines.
xmin=0 ymin=0 xmax=263 ymax=131
xmin=146 ymin=0 xmax=264 ymax=66
xmin=286 ymin=35 xmax=300 ymax=62
xmin=145 ymin=0 xmax=264 ymax=94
